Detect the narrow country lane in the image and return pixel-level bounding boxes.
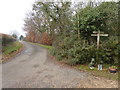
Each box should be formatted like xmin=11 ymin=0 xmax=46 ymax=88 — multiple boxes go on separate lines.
xmin=2 ymin=41 xmax=118 ymax=88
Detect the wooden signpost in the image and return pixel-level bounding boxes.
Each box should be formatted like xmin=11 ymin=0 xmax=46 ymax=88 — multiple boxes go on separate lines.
xmin=91 ymin=30 xmax=108 ymax=49
xmin=91 ymin=30 xmax=108 ymax=70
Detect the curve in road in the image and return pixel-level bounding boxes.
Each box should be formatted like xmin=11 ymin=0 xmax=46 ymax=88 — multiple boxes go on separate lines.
xmin=2 ymin=41 xmax=118 ymax=88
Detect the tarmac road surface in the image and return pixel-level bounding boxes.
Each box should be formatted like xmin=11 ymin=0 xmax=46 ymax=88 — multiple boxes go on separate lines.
xmin=2 ymin=41 xmax=118 ymax=88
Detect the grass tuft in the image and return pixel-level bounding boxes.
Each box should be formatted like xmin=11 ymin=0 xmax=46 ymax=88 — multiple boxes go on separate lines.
xmin=3 ymin=41 xmax=22 ymax=56
xmin=78 ymin=65 xmax=118 ymax=81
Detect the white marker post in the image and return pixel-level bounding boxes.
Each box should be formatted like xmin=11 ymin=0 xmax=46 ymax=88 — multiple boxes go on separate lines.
xmin=91 ymin=30 xmax=108 ymax=70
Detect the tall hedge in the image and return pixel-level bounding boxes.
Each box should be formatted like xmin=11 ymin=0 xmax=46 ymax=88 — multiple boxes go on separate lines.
xmin=0 ymin=33 xmax=16 ymax=46
xmin=51 ymin=2 xmax=119 ymax=66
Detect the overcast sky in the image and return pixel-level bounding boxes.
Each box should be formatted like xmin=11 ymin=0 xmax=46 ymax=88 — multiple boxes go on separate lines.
xmin=0 ymin=0 xmax=34 ymax=36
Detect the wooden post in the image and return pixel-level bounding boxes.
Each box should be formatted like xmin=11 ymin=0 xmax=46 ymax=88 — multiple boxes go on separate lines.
xmin=97 ymin=31 xmax=100 ymax=49
xmin=91 ymin=30 xmax=108 ymax=70
xmin=91 ymin=30 xmax=108 ymax=49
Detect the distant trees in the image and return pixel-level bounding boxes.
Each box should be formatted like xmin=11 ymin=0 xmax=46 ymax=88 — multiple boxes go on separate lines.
xmin=24 ymin=2 xmax=72 ymax=45
xmin=24 ymin=1 xmax=118 ymax=44
xmin=19 ymin=35 xmax=24 ymax=40
xmin=12 ymin=34 xmax=17 ymax=39
xmin=9 ymin=30 xmax=19 ymax=39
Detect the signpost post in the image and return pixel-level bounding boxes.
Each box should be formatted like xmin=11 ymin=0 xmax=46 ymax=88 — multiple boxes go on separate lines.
xmin=91 ymin=30 xmax=108 ymax=49
xmin=91 ymin=30 xmax=108 ymax=70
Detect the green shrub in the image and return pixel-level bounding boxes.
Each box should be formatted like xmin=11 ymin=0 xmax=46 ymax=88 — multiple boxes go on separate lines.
xmin=51 ymin=37 xmax=97 ymax=65
xmin=50 ymin=2 xmax=118 ymax=66
xmin=97 ymin=38 xmax=119 ymax=65
xmin=51 ymin=37 xmax=119 ymax=66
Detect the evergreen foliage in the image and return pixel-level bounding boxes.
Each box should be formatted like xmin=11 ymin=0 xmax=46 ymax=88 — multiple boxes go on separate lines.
xmin=24 ymin=1 xmax=119 ymax=66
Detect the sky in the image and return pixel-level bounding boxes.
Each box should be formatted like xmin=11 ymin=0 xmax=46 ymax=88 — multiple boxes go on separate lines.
xmin=0 ymin=0 xmax=35 ymax=37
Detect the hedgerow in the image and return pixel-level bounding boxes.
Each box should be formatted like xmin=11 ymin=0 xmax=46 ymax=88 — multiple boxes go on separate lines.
xmin=1 ymin=34 xmax=16 ymax=46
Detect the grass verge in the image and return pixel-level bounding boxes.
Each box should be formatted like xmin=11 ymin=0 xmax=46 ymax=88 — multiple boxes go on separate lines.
xmin=29 ymin=42 xmax=53 ymax=49
xmin=77 ymin=65 xmax=118 ymax=81
xmin=3 ymin=41 xmax=22 ymax=55
xmin=1 ymin=41 xmax=23 ymax=62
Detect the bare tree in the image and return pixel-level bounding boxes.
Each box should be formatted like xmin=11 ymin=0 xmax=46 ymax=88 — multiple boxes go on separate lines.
xmin=9 ymin=30 xmax=20 ymax=39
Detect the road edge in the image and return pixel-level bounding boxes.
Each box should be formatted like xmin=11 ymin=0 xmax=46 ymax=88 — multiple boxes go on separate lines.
xmin=1 ymin=41 xmax=25 ymax=64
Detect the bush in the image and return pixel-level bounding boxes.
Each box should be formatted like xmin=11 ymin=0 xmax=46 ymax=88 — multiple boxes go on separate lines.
xmin=97 ymin=37 xmax=119 ymax=65
xmin=67 ymin=43 xmax=96 ymax=65
xmin=51 ymin=36 xmax=119 ymax=66
xmin=51 ymin=35 xmax=97 ymax=65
